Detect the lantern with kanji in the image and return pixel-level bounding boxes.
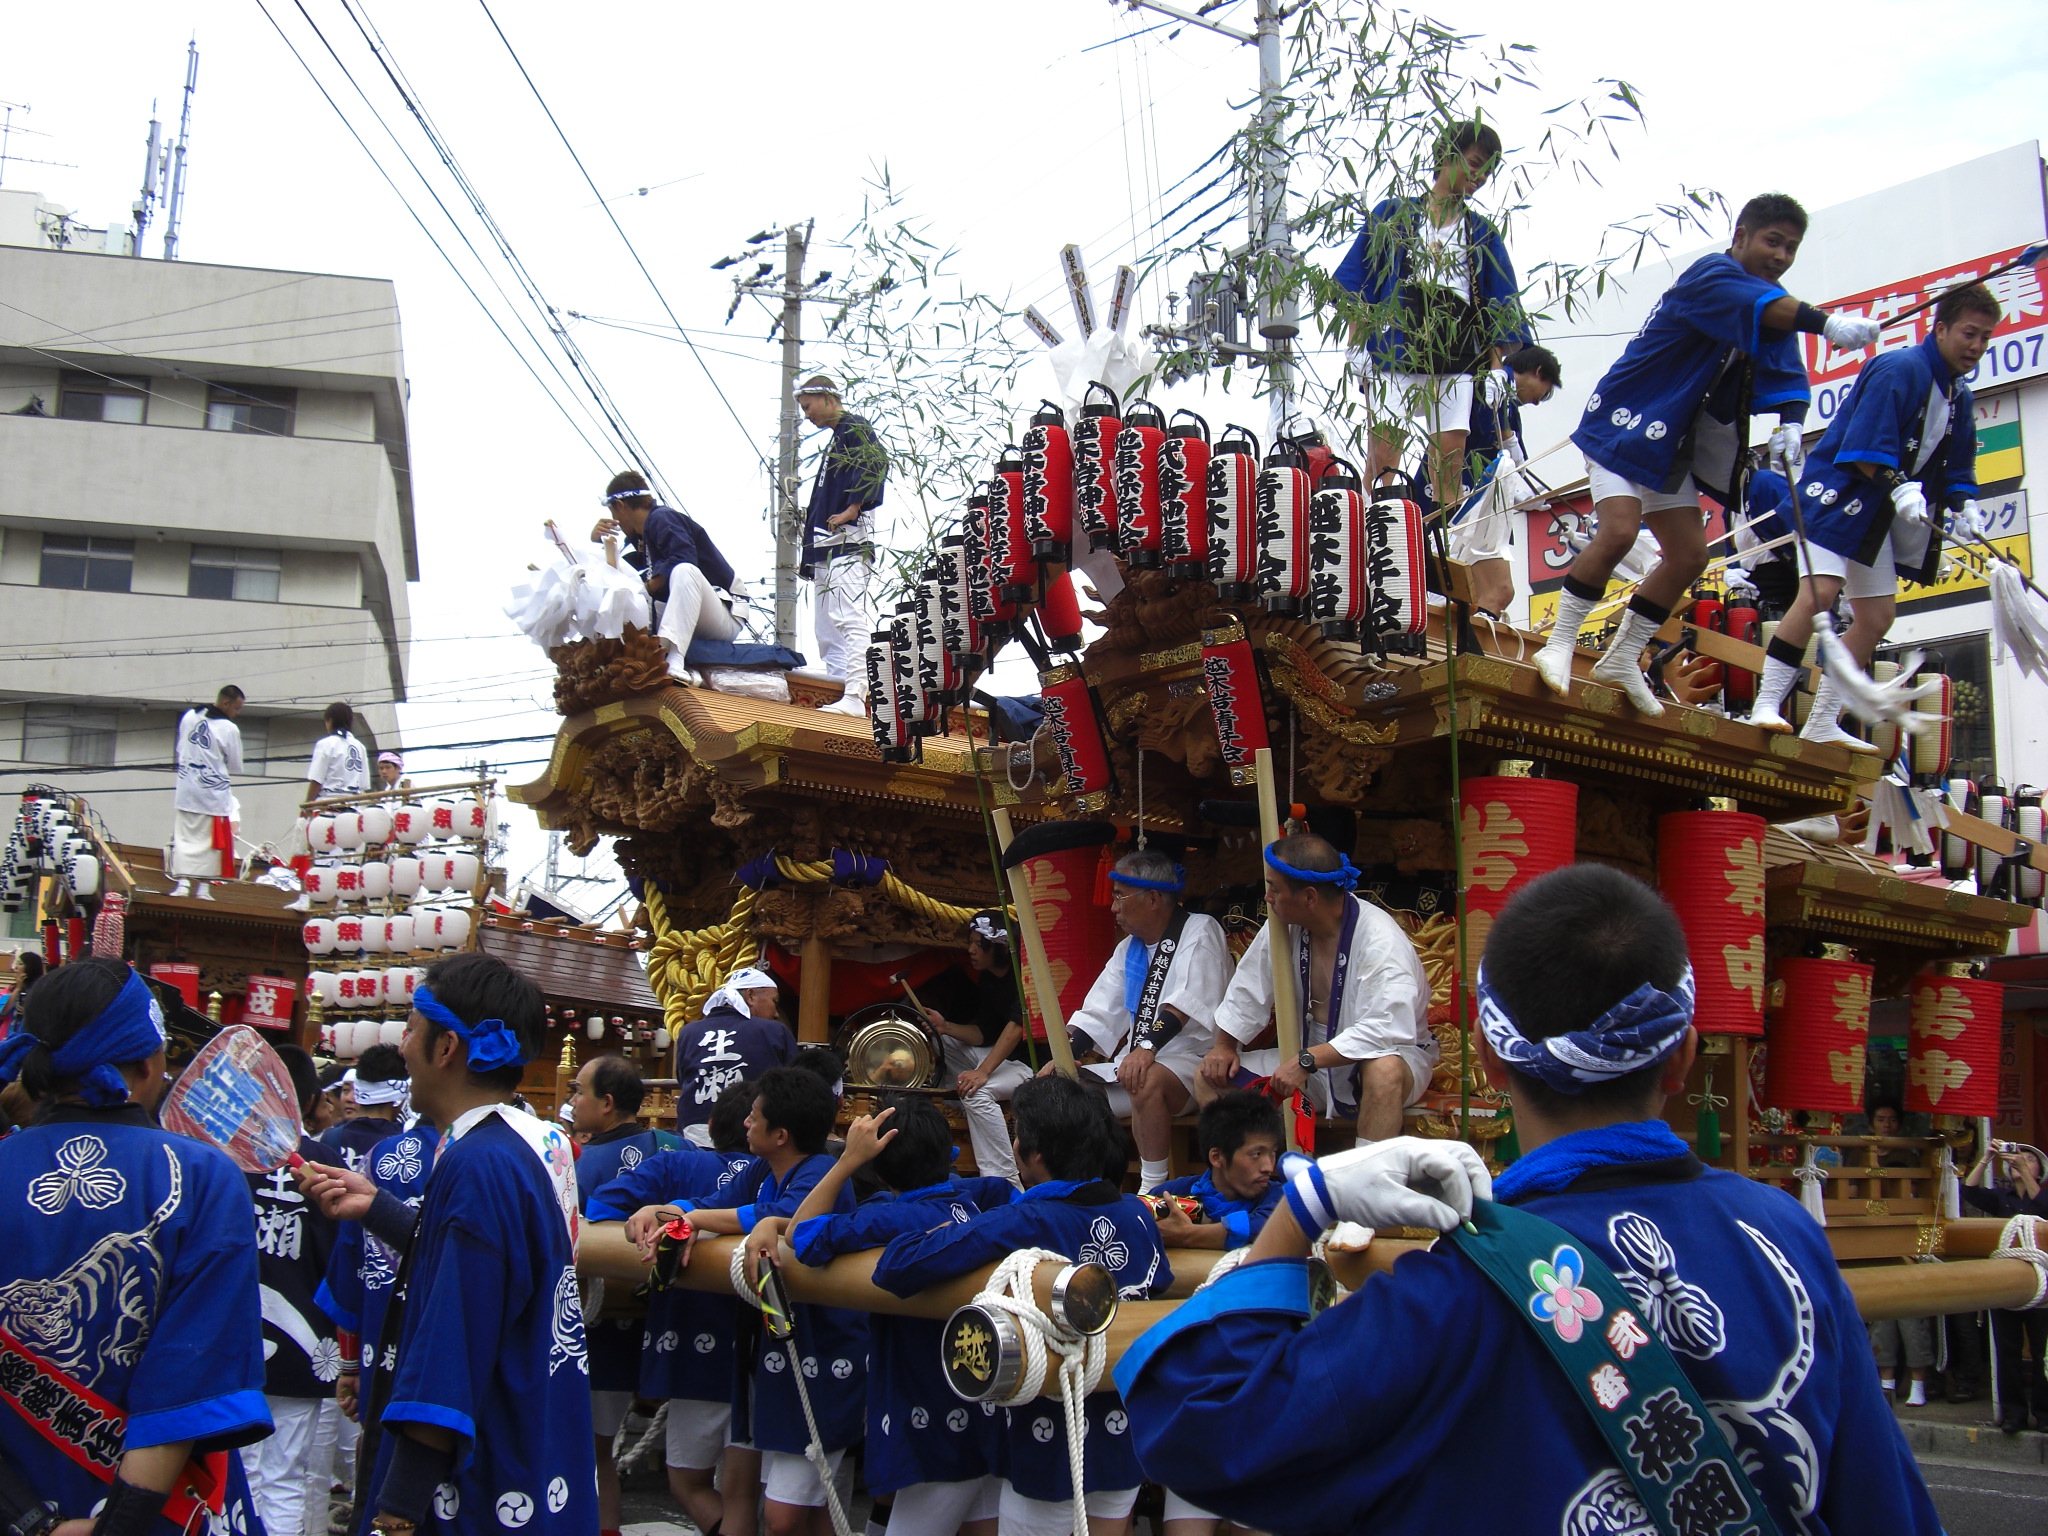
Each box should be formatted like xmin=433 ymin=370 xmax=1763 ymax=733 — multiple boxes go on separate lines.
xmin=1458 ymin=761 xmax=1577 ymax=978
xmin=988 ymin=447 xmax=1036 ymax=606
xmin=1114 ymin=399 xmax=1167 ymax=568
xmin=1657 ymin=801 xmax=1767 ymax=1037
xmin=1000 ymin=820 xmax=1121 ymax=1044
xmin=1206 ymin=424 xmax=1261 ymax=602
xmin=1158 ymin=409 xmax=1211 ymax=578
xmin=1905 ymin=961 xmax=2002 ymax=1116
xmin=1199 ymin=621 xmax=1270 ymax=788
xmin=1306 ymin=457 xmax=1367 ymax=638
xmin=1256 ymin=440 xmax=1313 ymax=615
xmin=866 ymin=628 xmax=911 ymax=762
xmin=1037 ymin=662 xmax=1115 ymax=813
xmin=1072 ymin=382 xmax=1123 ymax=554
xmin=891 ymin=605 xmax=933 ymax=736
xmin=1020 ymin=400 xmax=1075 ymax=562
xmin=942 ymin=532 xmax=982 ymax=669
xmin=916 ymin=561 xmax=960 ymax=708
xmin=1763 ymin=945 xmax=1872 ymax=1113
xmin=1363 ymin=496 xmax=1428 ymax=653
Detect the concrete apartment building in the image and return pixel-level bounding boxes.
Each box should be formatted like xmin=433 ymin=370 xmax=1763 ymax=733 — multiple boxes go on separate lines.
xmin=0 ymin=185 xmax=414 ymax=888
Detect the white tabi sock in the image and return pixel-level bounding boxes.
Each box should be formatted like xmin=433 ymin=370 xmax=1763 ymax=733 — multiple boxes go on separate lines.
xmin=1880 ymin=1377 xmax=1897 ymax=1393
xmin=1540 ymin=586 xmax=1599 ymax=658
xmin=1603 ymin=604 xmax=1666 ymax=664
xmin=1907 ymin=1380 xmax=1927 ymax=1405
xmin=1754 ymin=654 xmax=1799 ymax=716
xmin=1139 ymin=1158 xmax=1171 ymax=1193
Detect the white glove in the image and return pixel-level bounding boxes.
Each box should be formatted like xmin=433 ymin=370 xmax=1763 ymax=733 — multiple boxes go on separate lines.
xmin=1768 ymin=423 xmax=1805 ymax=483
xmin=1950 ymin=498 xmax=1989 ymax=541
xmin=1823 ymin=312 xmax=1882 ymax=351
xmin=1285 ymin=1136 xmax=1492 ymax=1236
xmin=1479 ymin=367 xmax=1512 ymax=412
xmin=1891 ymin=481 xmax=1930 ymax=527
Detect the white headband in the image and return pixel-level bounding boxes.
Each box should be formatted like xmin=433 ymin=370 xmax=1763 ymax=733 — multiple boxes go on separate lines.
xmin=604 ymin=486 xmax=653 ymax=504
xmin=794 ymin=381 xmax=839 ymax=397
xmin=706 ymin=967 xmax=777 ymax=1017
xmin=351 ymin=1077 xmax=409 ymax=1108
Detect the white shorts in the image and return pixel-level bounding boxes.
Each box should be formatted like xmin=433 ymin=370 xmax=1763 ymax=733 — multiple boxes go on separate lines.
xmin=1234 ymin=1044 xmax=1433 ymax=1116
xmin=665 ymin=1398 xmax=733 ymax=1470
xmin=1370 ymin=371 xmax=1474 ymax=440
xmin=1084 ymin=1057 xmax=1198 ymax=1117
xmin=1798 ymin=538 xmax=1898 ymax=599
xmin=886 ymin=1475 xmax=1003 ymax=1536
xmin=998 ymin=1483 xmax=1139 ymax=1536
xmin=762 ymin=1446 xmax=847 ymax=1508
xmin=1585 ymin=457 xmax=1703 ymax=516
xmin=590 ymin=1389 xmax=635 ymax=1439
xmin=1162 ymin=1489 xmax=1221 ymax=1523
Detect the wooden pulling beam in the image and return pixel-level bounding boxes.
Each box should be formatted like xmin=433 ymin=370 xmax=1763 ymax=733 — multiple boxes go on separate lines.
xmin=1252 ymin=746 xmax=1306 ymax=1151
xmin=991 ymin=805 xmax=1081 ymax=1079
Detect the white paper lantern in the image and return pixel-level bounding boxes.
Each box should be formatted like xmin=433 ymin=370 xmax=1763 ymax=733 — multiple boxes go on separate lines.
xmin=318 ymin=1023 xmax=336 ymax=1055
xmin=333 ymin=812 xmax=366 ymax=851
xmin=346 ymin=971 xmax=380 ymax=1010
xmin=654 ymin=1027 xmax=671 ymax=1051
xmin=334 ymin=866 xmax=366 ymax=902
xmin=360 ymin=862 xmax=393 ymax=901
xmin=447 ymin=852 xmax=480 ymax=892
xmin=378 ymin=1019 xmax=406 ymax=1047
xmin=427 ymin=854 xmax=460 ymax=892
xmin=380 ymin=967 xmax=415 ymax=1005
xmin=361 ymin=806 xmax=394 ymax=845
xmin=586 ymin=1016 xmax=605 ymax=1040
xmin=384 ymin=913 xmax=416 ymax=953
xmin=453 ymin=798 xmax=486 ymax=838
xmin=66 ymin=855 xmax=100 ymax=897
xmin=439 ymin=908 xmax=472 ymax=949
xmin=343 ymin=1019 xmax=376 ymax=1055
xmin=358 ymin=919 xmax=388 ymax=956
xmin=391 ymin=804 xmax=430 ymax=845
xmin=309 ymin=971 xmax=342 ymax=1007
xmin=309 ymin=816 xmax=338 ymax=852
xmin=303 ymin=865 xmax=334 ymax=904
xmin=389 ymin=856 xmax=423 ymax=897
xmin=303 ymin=918 xmax=338 ymax=956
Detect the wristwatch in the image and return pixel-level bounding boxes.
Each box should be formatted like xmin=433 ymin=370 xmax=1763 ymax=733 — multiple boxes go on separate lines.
xmin=1296 ymin=1049 xmax=1318 ymax=1073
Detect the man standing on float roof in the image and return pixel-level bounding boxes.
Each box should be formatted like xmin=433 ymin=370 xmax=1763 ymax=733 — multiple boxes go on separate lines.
xmin=1203 ymin=833 xmax=1437 ymax=1145
xmin=1051 ymin=845 xmax=1232 ymax=1193
xmin=796 ymin=376 xmax=887 ymax=715
xmin=1536 ymin=193 xmax=1885 ymax=717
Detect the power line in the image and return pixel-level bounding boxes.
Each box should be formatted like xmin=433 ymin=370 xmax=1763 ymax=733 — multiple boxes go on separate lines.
xmin=473 ymin=0 xmax=775 ymax=483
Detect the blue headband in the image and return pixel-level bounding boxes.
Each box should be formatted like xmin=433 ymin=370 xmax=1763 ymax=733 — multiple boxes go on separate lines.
xmin=1263 ymin=844 xmax=1359 ymax=890
xmin=1108 ymin=866 xmax=1185 ymax=893
xmin=412 ymin=983 xmax=527 ymax=1074
xmin=0 ymin=969 xmax=167 ymax=1107
xmin=1475 ymin=962 xmax=1695 ymax=1094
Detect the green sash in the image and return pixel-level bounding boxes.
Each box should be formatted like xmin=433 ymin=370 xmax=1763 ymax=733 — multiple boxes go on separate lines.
xmin=1448 ymin=1200 xmax=1780 ymax=1536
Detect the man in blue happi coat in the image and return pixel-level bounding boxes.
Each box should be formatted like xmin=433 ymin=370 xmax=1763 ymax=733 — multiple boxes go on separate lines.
xmin=1118 ymin=863 xmax=1943 ymax=1535
xmin=322 ymin=1046 xmax=409 ymax=1171
xmin=590 ymin=469 xmax=740 ymax=678
xmin=675 ymin=969 xmax=796 ymax=1146
xmin=299 ymin=952 xmax=595 ymax=1536
xmin=619 ymin=1067 xmax=866 ymax=1536
xmin=1148 ymin=1091 xmax=1284 ymax=1254
xmin=746 ymin=1096 xmax=1012 ymax=1536
xmin=1745 ymin=283 xmax=2001 ymax=748
xmin=587 ymin=1083 xmax=757 ymax=1536
xmin=873 ymin=1074 xmax=1172 ymax=1536
xmin=797 ymin=376 xmax=889 ymax=714
xmin=1537 ymin=194 xmax=1884 ymax=717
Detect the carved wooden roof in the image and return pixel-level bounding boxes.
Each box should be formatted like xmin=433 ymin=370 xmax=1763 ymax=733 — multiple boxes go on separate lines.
xmin=1762 ymin=825 xmax=2026 ymax=953
xmin=475 ymin=915 xmax=660 ymax=1011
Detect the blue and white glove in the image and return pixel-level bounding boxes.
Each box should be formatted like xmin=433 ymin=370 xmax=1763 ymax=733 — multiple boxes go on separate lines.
xmin=1768 ymin=423 xmax=1805 ymax=483
xmin=1823 ymin=312 xmax=1883 ymax=350
xmin=1284 ymin=1136 xmax=1492 ymax=1237
xmin=1891 ymin=481 xmax=1930 ymax=528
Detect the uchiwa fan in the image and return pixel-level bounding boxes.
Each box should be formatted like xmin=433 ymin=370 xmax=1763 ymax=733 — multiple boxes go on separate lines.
xmin=161 ymin=1024 xmax=308 ymax=1172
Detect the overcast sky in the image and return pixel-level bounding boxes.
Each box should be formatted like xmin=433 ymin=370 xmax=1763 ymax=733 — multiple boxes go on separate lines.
xmin=9 ymin=0 xmax=2046 ymax=903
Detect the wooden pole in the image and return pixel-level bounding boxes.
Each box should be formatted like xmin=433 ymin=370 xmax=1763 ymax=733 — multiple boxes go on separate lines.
xmin=1253 ymin=746 xmax=1305 ymax=1150
xmin=798 ymin=929 xmax=834 ymax=1045
xmin=991 ymin=807 xmax=1079 ymax=1079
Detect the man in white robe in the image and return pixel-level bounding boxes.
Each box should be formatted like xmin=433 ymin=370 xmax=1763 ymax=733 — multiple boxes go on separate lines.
xmin=170 ymin=684 xmax=245 ymax=900
xmin=1054 ymin=846 xmax=1232 ymax=1192
xmin=1204 ymin=833 xmax=1438 ymax=1143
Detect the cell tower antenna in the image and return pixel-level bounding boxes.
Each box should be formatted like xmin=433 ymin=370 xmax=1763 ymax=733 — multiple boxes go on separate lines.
xmin=133 ymin=102 xmax=163 ymax=253
xmin=162 ymin=38 xmax=199 ymax=260
xmin=0 ymin=101 xmax=77 ymax=189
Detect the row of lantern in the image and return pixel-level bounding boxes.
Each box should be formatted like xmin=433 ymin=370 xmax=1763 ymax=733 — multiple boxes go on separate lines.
xmin=1937 ymin=778 xmax=2045 ymax=904
xmin=302 ymin=796 xmax=490 ymax=853
xmin=3 ymin=795 xmax=102 ymax=909
xmin=301 ymin=852 xmax=483 ymax=906
xmin=304 ymin=905 xmax=475 ymax=955
xmin=321 ymin=1018 xmax=410 ymax=1058
xmin=310 ymin=965 xmax=423 ymax=1010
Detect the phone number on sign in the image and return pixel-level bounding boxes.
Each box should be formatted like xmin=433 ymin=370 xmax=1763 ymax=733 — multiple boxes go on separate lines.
xmin=1814 ymin=324 xmax=2048 ymax=424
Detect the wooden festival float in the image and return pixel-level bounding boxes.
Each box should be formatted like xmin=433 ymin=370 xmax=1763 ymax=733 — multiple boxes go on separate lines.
xmin=532 ymin=399 xmax=2047 ymax=1354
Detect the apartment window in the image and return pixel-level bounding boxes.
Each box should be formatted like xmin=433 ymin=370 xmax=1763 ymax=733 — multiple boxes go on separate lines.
xmin=205 ymin=383 xmax=295 ymax=437
xmin=189 ymin=545 xmax=281 ymax=603
xmin=38 ymin=533 xmax=135 ymax=593
xmin=57 ymin=372 xmax=148 ymax=425
xmin=21 ymin=704 xmax=118 ymax=767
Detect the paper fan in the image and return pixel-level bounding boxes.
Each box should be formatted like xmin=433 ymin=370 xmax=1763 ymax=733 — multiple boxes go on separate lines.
xmin=161 ymin=1024 xmax=306 ymax=1173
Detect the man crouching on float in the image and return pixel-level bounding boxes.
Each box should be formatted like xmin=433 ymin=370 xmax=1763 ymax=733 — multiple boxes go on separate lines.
xmin=1119 ymin=863 xmax=1941 ymax=1535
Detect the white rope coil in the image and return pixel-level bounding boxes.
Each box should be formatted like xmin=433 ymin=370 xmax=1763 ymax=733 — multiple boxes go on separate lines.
xmin=1996 ymin=1214 xmax=2048 ymax=1310
xmin=972 ymin=1249 xmax=1105 ymax=1536
xmin=612 ymin=1399 xmax=669 ymax=1474
xmin=729 ymin=1243 xmax=854 ymax=1536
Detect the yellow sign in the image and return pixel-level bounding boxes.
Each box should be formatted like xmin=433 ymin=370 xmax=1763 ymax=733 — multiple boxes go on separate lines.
xmin=1904 ymin=522 xmax=2032 ymax=609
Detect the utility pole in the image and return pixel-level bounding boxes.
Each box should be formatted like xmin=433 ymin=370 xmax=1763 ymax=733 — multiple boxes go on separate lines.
xmin=714 ymin=220 xmax=823 ymax=650
xmin=1117 ymin=1 xmax=1299 ymax=431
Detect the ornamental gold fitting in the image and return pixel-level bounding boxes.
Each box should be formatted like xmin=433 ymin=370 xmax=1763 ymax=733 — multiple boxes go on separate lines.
xmin=1704 ymin=795 xmax=1739 ymax=812
xmin=1935 ymin=959 xmax=1978 ymax=978
xmin=1818 ymin=942 xmax=1856 ymax=963
xmin=1495 ymin=758 xmax=1537 ymax=778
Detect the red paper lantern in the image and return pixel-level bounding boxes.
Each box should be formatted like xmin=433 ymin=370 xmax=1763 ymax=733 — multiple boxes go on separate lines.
xmin=1199 ymin=622 xmax=1271 ymax=788
xmin=1363 ymin=496 xmax=1427 ymax=652
xmin=1306 ymin=458 xmax=1368 ymax=638
xmin=1206 ymin=424 xmax=1261 ymax=602
xmin=1458 ymin=766 xmax=1577 ymax=977
xmin=973 ymin=491 xmax=1019 ymax=633
xmin=1040 ymin=569 xmax=1083 ymax=651
xmin=1657 ymin=805 xmax=1767 ymax=1037
xmin=988 ymin=447 xmax=1037 ymax=607
xmin=1021 ymin=400 xmax=1075 ymax=562
xmin=1114 ymin=399 xmax=1167 ymax=569
xmin=1001 ymin=820 xmax=1121 ymax=1042
xmin=1073 ymin=382 xmax=1123 ymax=555
xmin=1723 ymin=597 xmax=1760 ymax=707
xmin=1763 ymin=948 xmax=1872 ymax=1113
xmin=1905 ymin=963 xmax=2002 ymax=1116
xmin=1158 ymin=410 xmax=1211 ymax=578
xmin=1257 ymin=442 xmax=1313 ymax=615
xmin=1038 ymin=662 xmax=1114 ymax=812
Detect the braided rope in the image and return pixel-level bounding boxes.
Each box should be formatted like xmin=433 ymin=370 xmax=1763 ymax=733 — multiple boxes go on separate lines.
xmin=769 ymin=855 xmax=981 ymax=928
xmin=972 ymin=1249 xmax=1104 ymax=1536
xmin=1996 ymin=1214 xmax=2048 ymax=1310
xmin=727 ymin=1245 xmax=853 ymax=1536
xmin=611 ymin=1399 xmax=669 ymax=1474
